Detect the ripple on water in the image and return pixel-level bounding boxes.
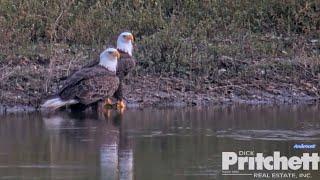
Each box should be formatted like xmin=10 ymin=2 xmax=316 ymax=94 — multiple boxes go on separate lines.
xmin=0 ymin=164 xmax=86 ymax=169
xmin=216 ymin=129 xmax=320 ymax=141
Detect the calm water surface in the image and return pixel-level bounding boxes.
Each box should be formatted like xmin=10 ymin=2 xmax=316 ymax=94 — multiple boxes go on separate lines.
xmin=0 ymin=105 xmax=320 ymax=180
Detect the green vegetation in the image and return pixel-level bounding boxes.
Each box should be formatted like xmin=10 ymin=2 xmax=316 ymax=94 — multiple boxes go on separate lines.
xmin=0 ymin=0 xmax=319 ymax=106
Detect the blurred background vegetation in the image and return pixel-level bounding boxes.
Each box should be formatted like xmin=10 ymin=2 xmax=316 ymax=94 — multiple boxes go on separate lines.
xmin=0 ymin=0 xmax=319 ymax=106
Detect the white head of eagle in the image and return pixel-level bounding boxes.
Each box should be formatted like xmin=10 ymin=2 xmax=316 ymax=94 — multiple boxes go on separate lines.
xmin=99 ymin=48 xmax=120 ymax=72
xmin=117 ymin=32 xmax=134 ymax=56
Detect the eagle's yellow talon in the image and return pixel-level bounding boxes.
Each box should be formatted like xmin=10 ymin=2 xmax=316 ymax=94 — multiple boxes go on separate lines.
xmin=117 ymin=100 xmax=126 ymax=109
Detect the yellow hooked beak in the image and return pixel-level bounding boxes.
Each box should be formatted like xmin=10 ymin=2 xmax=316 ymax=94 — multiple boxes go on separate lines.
xmin=112 ymin=50 xmax=121 ymax=59
xmin=125 ymin=34 xmax=134 ymax=42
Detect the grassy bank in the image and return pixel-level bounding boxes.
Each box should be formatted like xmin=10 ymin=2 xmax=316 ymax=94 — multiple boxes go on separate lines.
xmin=0 ymin=0 xmax=319 ymax=107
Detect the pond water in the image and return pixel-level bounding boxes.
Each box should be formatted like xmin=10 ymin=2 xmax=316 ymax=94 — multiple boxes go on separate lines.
xmin=0 ymin=105 xmax=320 ymax=180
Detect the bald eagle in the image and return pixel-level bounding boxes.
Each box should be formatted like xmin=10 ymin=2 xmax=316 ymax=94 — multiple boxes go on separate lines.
xmin=41 ymin=48 xmax=120 ymax=110
xmin=84 ymin=32 xmax=136 ymax=108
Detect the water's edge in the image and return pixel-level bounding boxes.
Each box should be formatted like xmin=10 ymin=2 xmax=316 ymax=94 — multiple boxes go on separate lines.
xmin=1 ymin=96 xmax=318 ymax=114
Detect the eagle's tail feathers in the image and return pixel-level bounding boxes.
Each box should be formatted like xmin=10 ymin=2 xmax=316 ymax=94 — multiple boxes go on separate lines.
xmin=41 ymin=97 xmax=78 ymax=110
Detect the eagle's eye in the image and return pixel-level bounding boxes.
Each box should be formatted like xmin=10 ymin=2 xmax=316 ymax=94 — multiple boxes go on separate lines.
xmin=108 ymin=51 xmax=112 ymax=54
xmin=122 ymin=35 xmax=127 ymax=37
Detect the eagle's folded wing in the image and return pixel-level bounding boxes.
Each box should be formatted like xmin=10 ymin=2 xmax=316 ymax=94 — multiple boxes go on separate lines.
xmin=82 ymin=59 xmax=99 ymax=69
xmin=58 ymin=66 xmax=115 ymax=98
xmin=58 ymin=67 xmax=95 ymax=95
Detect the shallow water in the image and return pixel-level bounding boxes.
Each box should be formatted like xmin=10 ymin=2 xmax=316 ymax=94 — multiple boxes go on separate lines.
xmin=0 ymin=105 xmax=320 ymax=180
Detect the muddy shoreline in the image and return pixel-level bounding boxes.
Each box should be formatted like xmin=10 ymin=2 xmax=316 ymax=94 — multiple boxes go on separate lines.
xmin=1 ymin=74 xmax=319 ymax=114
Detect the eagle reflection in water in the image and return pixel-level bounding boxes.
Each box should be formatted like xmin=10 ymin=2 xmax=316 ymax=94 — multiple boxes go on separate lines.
xmin=42 ymin=109 xmax=133 ymax=180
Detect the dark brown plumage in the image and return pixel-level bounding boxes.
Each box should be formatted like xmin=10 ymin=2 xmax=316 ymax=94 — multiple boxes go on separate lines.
xmin=114 ymin=49 xmax=136 ymax=100
xmin=58 ymin=65 xmax=119 ymax=105
xmin=116 ymin=49 xmax=136 ymax=79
